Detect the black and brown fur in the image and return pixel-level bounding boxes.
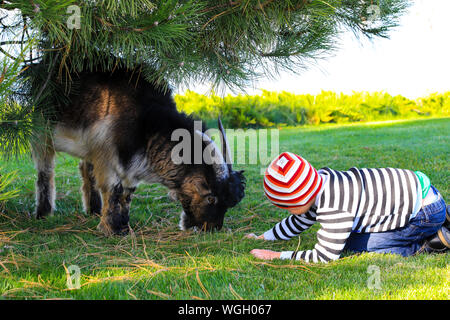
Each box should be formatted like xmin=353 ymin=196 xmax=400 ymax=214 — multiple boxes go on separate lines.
xmin=31 ymin=63 xmax=245 ymax=236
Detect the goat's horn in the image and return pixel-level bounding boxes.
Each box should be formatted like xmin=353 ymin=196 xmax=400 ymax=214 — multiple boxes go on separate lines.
xmin=218 ymin=116 xmax=232 ymax=171
xmin=194 ymin=129 xmax=229 ymax=180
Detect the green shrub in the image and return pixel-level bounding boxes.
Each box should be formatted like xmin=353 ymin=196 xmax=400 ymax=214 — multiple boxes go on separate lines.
xmin=175 ymin=90 xmax=450 ymax=128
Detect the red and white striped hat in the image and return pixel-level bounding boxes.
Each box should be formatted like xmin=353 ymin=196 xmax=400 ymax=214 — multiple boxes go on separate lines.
xmin=263 ymin=152 xmax=323 ymax=208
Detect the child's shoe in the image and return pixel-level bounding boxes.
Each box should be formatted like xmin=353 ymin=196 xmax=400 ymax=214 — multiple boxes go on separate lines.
xmin=418 ymin=226 xmax=450 ymax=254
xmin=445 ymin=205 xmax=450 ymax=229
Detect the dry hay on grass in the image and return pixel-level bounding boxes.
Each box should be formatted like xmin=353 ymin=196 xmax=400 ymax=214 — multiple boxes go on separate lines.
xmin=0 ymin=202 xmax=321 ymax=299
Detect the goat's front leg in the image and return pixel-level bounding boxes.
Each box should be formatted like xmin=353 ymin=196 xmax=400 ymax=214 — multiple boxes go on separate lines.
xmin=79 ymin=160 xmax=102 ymax=215
xmin=97 ymin=183 xmax=130 ymax=236
xmin=120 ymin=187 xmax=136 ymax=218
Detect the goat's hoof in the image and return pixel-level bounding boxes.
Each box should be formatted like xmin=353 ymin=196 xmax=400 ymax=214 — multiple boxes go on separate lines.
xmin=36 ymin=213 xmax=45 ymax=220
xmin=35 ymin=209 xmax=53 ymax=219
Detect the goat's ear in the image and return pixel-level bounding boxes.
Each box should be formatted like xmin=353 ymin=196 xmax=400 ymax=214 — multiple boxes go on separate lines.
xmin=225 ymin=169 xmax=246 ymax=207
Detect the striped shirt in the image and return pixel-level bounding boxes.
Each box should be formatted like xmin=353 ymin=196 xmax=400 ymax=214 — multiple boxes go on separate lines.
xmin=263 ymin=167 xmax=422 ymax=263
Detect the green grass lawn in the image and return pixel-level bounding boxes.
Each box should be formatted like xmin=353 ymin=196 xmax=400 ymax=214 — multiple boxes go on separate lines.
xmin=0 ymin=117 xmax=448 ymax=300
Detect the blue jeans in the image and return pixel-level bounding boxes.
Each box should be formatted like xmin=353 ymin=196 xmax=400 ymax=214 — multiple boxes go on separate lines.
xmin=344 ymin=185 xmax=447 ymax=257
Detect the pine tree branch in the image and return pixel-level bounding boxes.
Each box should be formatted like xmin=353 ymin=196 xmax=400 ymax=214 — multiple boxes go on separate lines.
xmin=0 ymin=67 xmax=5 ymax=84
xmin=0 ymin=41 xmax=25 ymax=45
xmin=201 ymin=0 xmax=307 ymax=14
xmin=200 ymin=1 xmax=241 ymax=13
xmin=93 ymin=15 xmax=162 ymax=32
xmin=23 ymin=56 xmax=41 ymax=64
xmin=1 ymin=0 xmax=410 ymax=96
xmin=0 ymin=47 xmax=16 ymax=60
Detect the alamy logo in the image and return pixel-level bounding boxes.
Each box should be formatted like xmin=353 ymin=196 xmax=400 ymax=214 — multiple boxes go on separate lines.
xmin=367 ymin=265 xmax=382 ymax=290
xmin=65 ymin=264 xmax=81 ymax=290
xmin=171 ymin=121 xmax=279 ymax=174
xmin=66 ymin=5 xmax=81 ymax=30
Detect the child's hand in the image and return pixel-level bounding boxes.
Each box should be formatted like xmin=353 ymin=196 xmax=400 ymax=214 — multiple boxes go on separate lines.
xmin=250 ymin=249 xmax=281 ymax=260
xmin=245 ymin=233 xmax=265 ymax=240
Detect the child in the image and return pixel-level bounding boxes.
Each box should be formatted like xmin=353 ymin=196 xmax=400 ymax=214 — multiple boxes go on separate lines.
xmin=247 ymin=152 xmax=449 ymax=263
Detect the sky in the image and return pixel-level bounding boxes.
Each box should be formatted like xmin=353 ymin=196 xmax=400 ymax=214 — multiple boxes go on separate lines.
xmin=186 ymin=0 xmax=450 ymax=99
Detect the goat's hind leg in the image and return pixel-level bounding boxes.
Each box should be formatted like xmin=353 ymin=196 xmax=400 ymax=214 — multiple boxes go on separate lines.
xmin=31 ymin=137 xmax=56 ymax=219
xmin=79 ymin=160 xmax=102 ymax=215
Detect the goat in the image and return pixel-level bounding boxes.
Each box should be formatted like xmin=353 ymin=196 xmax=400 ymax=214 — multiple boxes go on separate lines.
xmin=30 ymin=64 xmax=246 ymax=236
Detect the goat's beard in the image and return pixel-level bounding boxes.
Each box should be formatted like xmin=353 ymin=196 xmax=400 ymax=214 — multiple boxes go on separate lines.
xmin=178 ymin=210 xmax=202 ymax=231
xmin=178 ymin=210 xmax=190 ymax=231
